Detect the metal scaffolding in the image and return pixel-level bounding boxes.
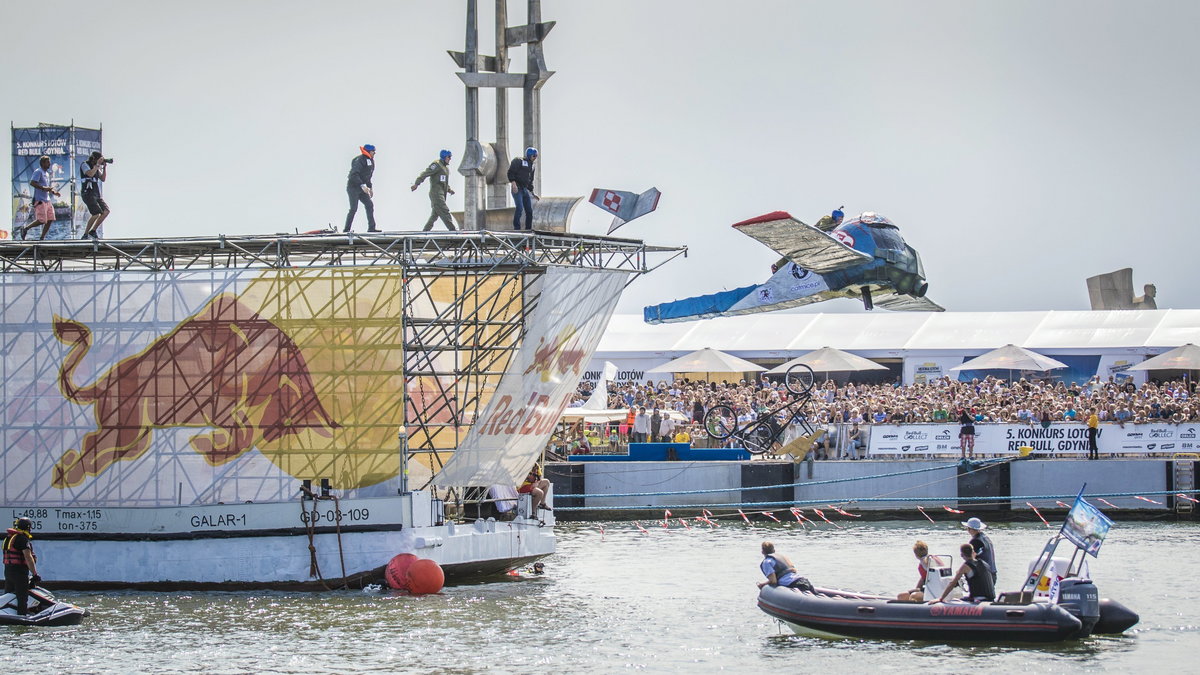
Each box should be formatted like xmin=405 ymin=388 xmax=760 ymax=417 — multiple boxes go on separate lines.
xmin=0 ymin=231 xmax=684 ymax=506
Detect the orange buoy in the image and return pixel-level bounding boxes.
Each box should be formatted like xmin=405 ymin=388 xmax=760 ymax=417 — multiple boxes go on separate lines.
xmin=385 ymin=553 xmax=419 ymax=590
xmin=406 ymin=558 xmax=445 ymax=595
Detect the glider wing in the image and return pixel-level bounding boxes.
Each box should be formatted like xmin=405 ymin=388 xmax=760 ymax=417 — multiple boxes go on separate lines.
xmin=732 ymin=211 xmax=872 ymax=274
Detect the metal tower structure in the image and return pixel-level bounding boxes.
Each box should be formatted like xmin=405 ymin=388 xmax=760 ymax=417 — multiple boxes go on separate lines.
xmin=453 ymin=0 xmax=554 ymax=230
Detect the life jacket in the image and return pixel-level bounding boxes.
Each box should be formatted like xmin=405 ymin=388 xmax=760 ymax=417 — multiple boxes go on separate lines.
xmin=3 ymin=527 xmax=32 ymax=566
xmin=766 ymin=554 xmax=794 ymax=578
xmin=964 ymin=559 xmax=995 ymax=600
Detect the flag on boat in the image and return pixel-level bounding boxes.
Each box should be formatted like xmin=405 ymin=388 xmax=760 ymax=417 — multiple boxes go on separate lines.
xmin=1060 ymin=496 xmax=1114 ymax=557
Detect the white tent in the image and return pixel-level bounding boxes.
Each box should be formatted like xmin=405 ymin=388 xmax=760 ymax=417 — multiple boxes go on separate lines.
xmin=1127 ymin=344 xmax=1200 ymax=371
xmin=949 ymin=344 xmax=1068 ymax=372
xmin=647 ymin=347 xmax=765 ymax=379
xmin=766 ymin=346 xmax=887 ymax=374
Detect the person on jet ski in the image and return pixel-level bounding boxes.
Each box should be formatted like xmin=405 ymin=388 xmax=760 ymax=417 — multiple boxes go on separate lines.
xmin=757 ymin=540 xmax=814 ymax=592
xmin=932 ymin=543 xmax=995 ymax=604
xmin=3 ymin=518 xmax=41 ymax=616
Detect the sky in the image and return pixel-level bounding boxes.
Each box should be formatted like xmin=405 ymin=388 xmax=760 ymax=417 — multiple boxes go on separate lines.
xmin=3 ymin=1 xmax=1198 ymax=315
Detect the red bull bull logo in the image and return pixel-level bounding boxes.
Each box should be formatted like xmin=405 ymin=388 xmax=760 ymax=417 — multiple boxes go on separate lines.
xmin=523 ymin=325 xmax=586 ymax=383
xmin=51 ymin=293 xmax=339 ymax=488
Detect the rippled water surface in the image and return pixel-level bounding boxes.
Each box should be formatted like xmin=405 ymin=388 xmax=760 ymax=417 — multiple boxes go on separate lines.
xmin=11 ymin=521 xmax=1199 ymax=673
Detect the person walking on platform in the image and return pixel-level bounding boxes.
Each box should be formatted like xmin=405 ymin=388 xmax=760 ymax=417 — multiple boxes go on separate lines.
xmin=21 ymin=155 xmax=61 ymax=240
xmin=4 ymin=518 xmax=40 ymax=616
xmin=411 ymin=149 xmax=457 ymax=231
xmin=507 ymin=147 xmax=538 ymax=230
xmin=344 ymin=144 xmax=378 ymax=233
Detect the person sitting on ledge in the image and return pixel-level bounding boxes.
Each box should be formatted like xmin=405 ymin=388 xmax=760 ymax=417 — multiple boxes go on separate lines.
xmin=518 ymin=464 xmax=552 ymax=514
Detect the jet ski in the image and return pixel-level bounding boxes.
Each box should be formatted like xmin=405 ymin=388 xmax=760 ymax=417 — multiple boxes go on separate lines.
xmin=0 ymin=586 xmax=88 ymax=627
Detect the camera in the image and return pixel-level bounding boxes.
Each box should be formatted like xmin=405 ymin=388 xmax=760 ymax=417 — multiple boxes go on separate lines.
xmin=102 ymin=157 xmax=114 ymax=164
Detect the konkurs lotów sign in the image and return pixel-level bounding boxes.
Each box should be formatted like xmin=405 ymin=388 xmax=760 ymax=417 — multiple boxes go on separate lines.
xmin=866 ymin=423 xmax=1194 ymax=456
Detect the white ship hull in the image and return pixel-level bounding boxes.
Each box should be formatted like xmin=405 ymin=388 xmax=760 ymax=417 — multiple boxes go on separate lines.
xmin=10 ymin=491 xmax=555 ymax=590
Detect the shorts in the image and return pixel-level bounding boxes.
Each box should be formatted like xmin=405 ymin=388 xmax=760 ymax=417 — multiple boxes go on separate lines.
xmin=33 ymin=201 xmax=55 ymax=222
xmin=82 ymin=190 xmax=108 ymax=216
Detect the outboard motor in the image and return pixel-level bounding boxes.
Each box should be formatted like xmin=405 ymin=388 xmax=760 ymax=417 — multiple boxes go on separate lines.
xmin=1056 ymin=578 xmax=1100 ymax=638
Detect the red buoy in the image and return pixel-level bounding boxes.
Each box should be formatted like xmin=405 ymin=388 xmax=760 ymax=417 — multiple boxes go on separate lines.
xmin=385 ymin=553 xmax=419 ymax=590
xmin=406 ymin=558 xmax=445 ymax=595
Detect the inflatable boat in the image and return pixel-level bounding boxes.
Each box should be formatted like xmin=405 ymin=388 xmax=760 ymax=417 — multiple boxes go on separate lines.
xmin=758 ymin=556 xmax=1138 ymax=643
xmin=0 ymin=586 xmax=88 ymax=627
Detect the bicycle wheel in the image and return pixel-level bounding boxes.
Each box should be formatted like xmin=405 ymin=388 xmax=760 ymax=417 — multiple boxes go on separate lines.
xmin=784 ymin=363 xmax=815 ymax=395
xmin=745 ymin=424 xmax=776 ymax=455
xmin=703 ymin=404 xmax=737 ymax=440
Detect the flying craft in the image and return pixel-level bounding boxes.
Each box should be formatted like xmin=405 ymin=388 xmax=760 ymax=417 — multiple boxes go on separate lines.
xmin=644 ymin=210 xmax=943 ymax=324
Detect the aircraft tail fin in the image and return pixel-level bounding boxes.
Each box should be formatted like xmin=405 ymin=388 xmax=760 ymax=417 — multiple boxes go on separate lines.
xmin=588 ymin=187 xmax=662 ymax=234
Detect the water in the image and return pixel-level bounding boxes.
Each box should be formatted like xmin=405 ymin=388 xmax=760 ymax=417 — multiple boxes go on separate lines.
xmin=9 ymin=521 xmax=1197 ymax=673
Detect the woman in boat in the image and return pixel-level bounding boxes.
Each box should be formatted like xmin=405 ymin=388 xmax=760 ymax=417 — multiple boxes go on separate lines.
xmin=932 ymin=543 xmax=995 ymax=604
xmin=896 ymin=540 xmax=931 ymax=602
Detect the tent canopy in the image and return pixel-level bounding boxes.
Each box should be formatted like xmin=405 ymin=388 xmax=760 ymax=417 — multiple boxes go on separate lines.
xmin=766 ymin=346 xmax=888 ymax=374
xmin=1127 ymin=343 xmax=1200 ymax=371
xmin=949 ymin=344 xmax=1068 ymax=372
xmin=647 ymin=347 xmax=765 ymax=374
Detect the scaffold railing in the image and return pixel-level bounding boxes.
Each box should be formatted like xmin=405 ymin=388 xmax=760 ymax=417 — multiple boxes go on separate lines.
xmin=0 ymin=230 xmax=684 ymax=275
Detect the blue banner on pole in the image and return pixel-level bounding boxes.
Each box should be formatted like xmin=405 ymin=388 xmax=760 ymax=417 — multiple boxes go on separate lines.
xmin=11 ymin=124 xmax=102 ymax=240
xmin=1060 ymin=496 xmax=1114 ymax=557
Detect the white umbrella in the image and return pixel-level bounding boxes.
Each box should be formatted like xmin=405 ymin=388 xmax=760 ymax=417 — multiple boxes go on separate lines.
xmin=1126 ymin=344 xmax=1200 ymax=371
xmin=647 ymin=347 xmax=765 ymax=379
xmin=766 ymin=346 xmax=887 ymax=374
xmin=949 ymin=344 xmax=1068 ymax=372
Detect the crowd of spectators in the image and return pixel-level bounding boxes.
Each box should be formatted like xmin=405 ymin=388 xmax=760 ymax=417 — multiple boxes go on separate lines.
xmin=560 ymin=375 xmax=1198 ymax=455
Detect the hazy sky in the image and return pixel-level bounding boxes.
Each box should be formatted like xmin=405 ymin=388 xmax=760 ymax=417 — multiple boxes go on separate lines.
xmin=3 ymin=1 xmax=1197 ymax=315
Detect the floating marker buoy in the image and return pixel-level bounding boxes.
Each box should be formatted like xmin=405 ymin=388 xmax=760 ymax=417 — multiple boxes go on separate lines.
xmin=385 ymin=553 xmax=419 ymax=590
xmin=406 ymin=558 xmax=445 ymax=594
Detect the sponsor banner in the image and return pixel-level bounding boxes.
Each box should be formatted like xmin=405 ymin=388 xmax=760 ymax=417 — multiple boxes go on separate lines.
xmin=11 ymin=124 xmax=102 ymax=240
xmin=0 ymin=267 xmax=505 ymax=507
xmin=1095 ymin=353 xmax=1147 ymax=385
xmin=867 ymin=423 xmax=1196 ymax=456
xmin=434 ymin=267 xmax=630 ymax=487
xmin=581 ymin=359 xmax=659 ymax=385
xmin=903 ymin=356 xmax=964 ymax=385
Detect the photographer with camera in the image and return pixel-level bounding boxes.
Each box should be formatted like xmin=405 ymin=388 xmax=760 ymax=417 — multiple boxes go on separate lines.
xmin=80 ymin=151 xmax=111 ymax=239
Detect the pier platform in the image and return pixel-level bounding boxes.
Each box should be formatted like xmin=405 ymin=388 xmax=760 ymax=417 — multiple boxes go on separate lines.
xmin=546 ymin=457 xmax=1196 ymax=521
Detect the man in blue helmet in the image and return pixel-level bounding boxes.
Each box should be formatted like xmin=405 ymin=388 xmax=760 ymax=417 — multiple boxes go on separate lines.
xmin=815 ymin=206 xmax=845 ymax=232
xmin=507 ymin=147 xmax=539 ymax=231
xmin=411 ymin=149 xmax=457 ymax=231
xmin=344 ymin=144 xmax=379 ymax=233
xmin=772 ymin=207 xmax=846 ymax=272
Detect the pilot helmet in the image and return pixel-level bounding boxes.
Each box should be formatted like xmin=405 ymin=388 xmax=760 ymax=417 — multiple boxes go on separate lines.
xmin=832 ymin=208 xmax=844 ymax=221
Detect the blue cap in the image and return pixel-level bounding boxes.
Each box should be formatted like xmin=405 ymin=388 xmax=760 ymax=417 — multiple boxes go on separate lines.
xmin=363 ymin=144 xmax=376 ymax=153
xmin=525 ymin=147 xmax=538 ymax=158
xmin=832 ymin=208 xmax=844 ymax=220
xmin=439 ymin=149 xmax=452 ymax=161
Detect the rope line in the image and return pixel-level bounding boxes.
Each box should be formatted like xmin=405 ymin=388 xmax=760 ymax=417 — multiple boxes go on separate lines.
xmin=554 ymin=488 xmax=1200 ymax=512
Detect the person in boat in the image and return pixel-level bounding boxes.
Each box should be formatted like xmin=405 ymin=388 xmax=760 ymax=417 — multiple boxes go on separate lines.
xmin=518 ymin=464 xmax=553 ymax=514
xmin=3 ymin=518 xmax=41 ymax=616
xmin=963 ymin=517 xmax=998 ymax=583
xmin=933 ymin=543 xmax=995 ymax=604
xmin=757 ymin=541 xmax=814 ymax=591
xmin=896 ymin=540 xmax=931 ymax=602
